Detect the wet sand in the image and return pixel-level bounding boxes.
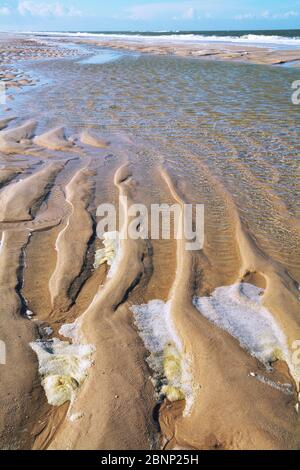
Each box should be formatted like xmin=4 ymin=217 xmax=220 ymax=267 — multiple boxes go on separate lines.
xmin=0 ymin=34 xmax=300 ymax=450
xmin=54 ymin=35 xmax=300 ymax=66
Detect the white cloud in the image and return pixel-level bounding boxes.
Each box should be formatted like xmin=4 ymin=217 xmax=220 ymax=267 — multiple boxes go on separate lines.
xmin=18 ymin=1 xmax=82 ymax=17
xmin=125 ymin=3 xmax=167 ymax=20
xmin=125 ymin=2 xmax=213 ymax=21
xmin=0 ymin=6 xmax=10 ymax=15
xmin=272 ymin=11 xmax=299 ymax=19
xmin=234 ymin=13 xmax=255 ymax=20
xmin=67 ymin=5 xmax=82 ymax=17
xmin=182 ymin=7 xmax=197 ymax=20
xmin=235 ymin=10 xmax=299 ymax=20
xmin=261 ymin=10 xmax=299 ymax=20
xmin=124 ymin=4 xmax=149 ymax=20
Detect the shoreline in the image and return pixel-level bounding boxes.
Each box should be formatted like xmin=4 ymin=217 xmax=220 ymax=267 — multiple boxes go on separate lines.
xmin=73 ymin=37 xmax=300 ymax=66
xmin=9 ymin=32 xmax=300 ymax=67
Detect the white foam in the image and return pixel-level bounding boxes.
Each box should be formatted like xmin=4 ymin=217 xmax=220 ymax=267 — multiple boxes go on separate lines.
xmin=25 ymin=309 xmax=34 ymax=319
xmin=249 ymin=371 xmax=293 ymax=395
xmin=44 ymin=327 xmax=53 ymax=335
xmin=26 ymin=31 xmax=300 ymax=48
xmin=59 ymin=320 xmax=81 ymax=342
xmin=131 ymin=299 xmax=193 ymax=414
xmin=94 ymin=231 xmax=121 ymax=278
xmin=68 ymin=411 xmax=84 ymax=422
xmin=30 ymin=338 xmax=95 ymax=406
xmin=40 ymin=326 xmax=53 ymax=336
xmin=193 ymin=282 xmax=300 ymax=385
xmin=0 ymin=233 xmax=3 ymax=254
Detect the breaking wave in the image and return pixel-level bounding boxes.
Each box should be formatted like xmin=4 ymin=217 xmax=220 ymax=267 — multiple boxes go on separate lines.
xmin=25 ymin=31 xmax=300 ymax=48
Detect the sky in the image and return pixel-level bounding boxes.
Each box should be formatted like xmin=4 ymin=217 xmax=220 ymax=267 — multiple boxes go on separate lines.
xmin=0 ymin=0 xmax=299 ymax=31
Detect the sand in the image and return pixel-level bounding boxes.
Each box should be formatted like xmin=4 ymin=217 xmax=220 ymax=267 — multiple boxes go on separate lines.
xmin=80 ymin=130 xmax=110 ymax=149
xmin=49 ymin=167 xmax=94 ymax=312
xmin=0 ymin=33 xmax=299 ymax=451
xmin=62 ymin=36 xmax=300 ymax=66
xmin=33 ymin=128 xmax=75 ymax=152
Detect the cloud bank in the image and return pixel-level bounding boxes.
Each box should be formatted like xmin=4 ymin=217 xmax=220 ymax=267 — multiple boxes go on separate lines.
xmin=17 ymin=1 xmax=82 ymax=17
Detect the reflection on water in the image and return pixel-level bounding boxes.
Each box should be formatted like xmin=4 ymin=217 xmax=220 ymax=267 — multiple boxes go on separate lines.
xmin=79 ymin=49 xmax=124 ymax=65
xmin=15 ymin=48 xmax=300 ymax=283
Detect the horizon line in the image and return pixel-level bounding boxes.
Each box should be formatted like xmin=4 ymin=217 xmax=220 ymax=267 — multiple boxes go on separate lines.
xmin=1 ymin=27 xmax=300 ymax=33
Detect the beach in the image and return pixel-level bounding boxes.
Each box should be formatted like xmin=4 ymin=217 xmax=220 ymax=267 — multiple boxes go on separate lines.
xmin=29 ymin=30 xmax=300 ymax=65
xmin=0 ymin=31 xmax=300 ymax=450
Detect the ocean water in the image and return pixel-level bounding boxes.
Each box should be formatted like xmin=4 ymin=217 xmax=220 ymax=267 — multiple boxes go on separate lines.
xmin=11 ymin=40 xmax=300 ymax=288
xmin=28 ymin=29 xmax=300 ymax=48
xmin=80 ymin=50 xmax=123 ymax=65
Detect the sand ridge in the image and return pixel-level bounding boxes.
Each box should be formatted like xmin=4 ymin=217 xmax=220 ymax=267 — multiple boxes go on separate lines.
xmin=61 ymin=35 xmax=300 ymax=67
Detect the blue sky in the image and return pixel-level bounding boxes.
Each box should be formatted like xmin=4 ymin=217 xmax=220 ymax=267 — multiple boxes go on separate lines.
xmin=0 ymin=0 xmax=299 ymax=31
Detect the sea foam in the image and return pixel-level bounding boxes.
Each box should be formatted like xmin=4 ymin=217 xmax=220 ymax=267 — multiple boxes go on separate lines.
xmin=131 ymin=300 xmax=193 ymax=414
xmin=193 ymin=282 xmax=300 ymax=385
xmin=30 ymin=332 xmax=95 ymax=406
xmin=94 ymin=231 xmax=121 ymax=278
xmin=28 ymin=31 xmax=300 ymax=48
